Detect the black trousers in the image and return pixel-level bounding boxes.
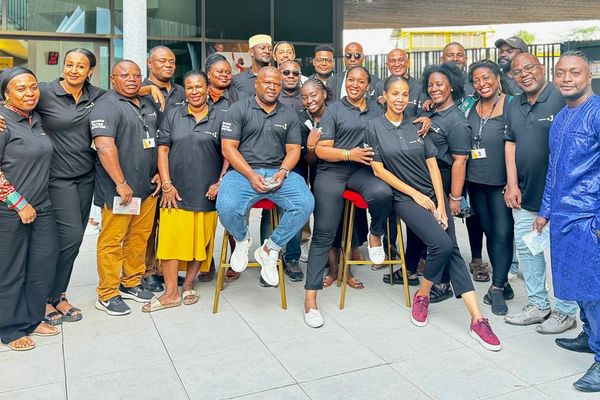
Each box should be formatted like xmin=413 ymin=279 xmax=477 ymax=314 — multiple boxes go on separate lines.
xmin=468 ymin=182 xmax=514 ymax=288
xmin=0 ymin=206 xmax=58 ymax=344
xmin=305 ymin=163 xmax=393 ymax=290
xmin=394 ymin=197 xmax=474 ymax=297
xmin=47 ymin=171 xmax=94 ymax=299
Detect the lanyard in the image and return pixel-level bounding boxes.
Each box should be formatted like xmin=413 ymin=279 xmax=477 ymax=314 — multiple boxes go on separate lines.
xmin=474 ymin=94 xmax=500 ymax=148
xmin=127 ymin=101 xmax=150 ymax=139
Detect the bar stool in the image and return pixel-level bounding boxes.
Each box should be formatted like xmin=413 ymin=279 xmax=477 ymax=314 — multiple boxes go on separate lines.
xmin=212 ymin=199 xmax=287 ymax=314
xmin=338 ymin=190 xmax=411 ymax=309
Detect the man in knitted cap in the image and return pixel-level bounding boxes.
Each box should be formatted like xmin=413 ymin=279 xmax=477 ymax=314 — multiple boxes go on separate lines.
xmin=232 ymin=34 xmax=272 ymax=96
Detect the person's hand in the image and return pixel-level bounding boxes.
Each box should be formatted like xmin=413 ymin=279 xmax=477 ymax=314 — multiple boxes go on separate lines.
xmin=0 ymin=114 xmax=5 ymax=131
xmin=449 ymin=198 xmax=461 ymax=216
xmin=348 ymin=146 xmax=374 ymax=165
xmin=117 ymin=183 xmax=134 ymax=205
xmin=504 ymin=184 xmax=522 ymax=209
xmin=421 ymin=98 xmax=434 ymax=112
xmin=377 ymin=95 xmax=385 ymax=105
xmin=307 ymin=128 xmax=322 ymax=149
xmin=249 ymin=172 xmax=268 ymax=193
xmin=160 ymin=186 xmax=181 ymax=210
xmin=148 ymin=86 xmax=165 ymax=112
xmin=533 ymin=216 xmax=548 ymax=234
xmin=17 ymin=203 xmax=36 ymax=224
xmin=414 ymin=116 xmax=431 ymax=136
xmin=151 ymin=174 xmax=162 ymax=197
xmin=269 ymin=169 xmax=287 ymax=191
xmin=205 ymin=181 xmax=220 ymax=201
xmin=411 ymin=192 xmax=436 ymax=212
xmin=437 ymin=206 xmax=449 ymax=230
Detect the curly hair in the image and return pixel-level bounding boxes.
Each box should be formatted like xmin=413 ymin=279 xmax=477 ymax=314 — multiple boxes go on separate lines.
xmin=421 ymin=62 xmax=465 ymax=102
xmin=468 ymin=59 xmax=501 ymax=83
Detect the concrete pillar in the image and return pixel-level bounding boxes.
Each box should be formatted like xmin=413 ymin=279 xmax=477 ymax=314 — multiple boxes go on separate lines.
xmin=122 ymin=0 xmax=147 ymax=76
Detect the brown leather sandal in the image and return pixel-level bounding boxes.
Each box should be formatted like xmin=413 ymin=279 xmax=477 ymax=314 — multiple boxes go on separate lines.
xmin=470 ymin=262 xmax=490 ymax=282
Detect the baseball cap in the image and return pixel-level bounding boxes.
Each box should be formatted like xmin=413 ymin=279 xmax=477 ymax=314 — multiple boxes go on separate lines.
xmin=494 ymin=36 xmax=528 ymax=53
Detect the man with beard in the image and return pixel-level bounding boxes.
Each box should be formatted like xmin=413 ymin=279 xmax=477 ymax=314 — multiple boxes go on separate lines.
xmin=534 ymin=51 xmax=600 ymax=393
xmin=495 ymin=36 xmax=528 ymax=96
xmin=233 ymin=34 xmax=272 ymax=96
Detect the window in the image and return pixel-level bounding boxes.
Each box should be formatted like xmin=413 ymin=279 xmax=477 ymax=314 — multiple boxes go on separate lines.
xmin=205 ymin=0 xmax=270 ymax=40
xmin=114 ymin=0 xmax=201 ymax=38
xmin=274 ymin=0 xmax=332 ymax=43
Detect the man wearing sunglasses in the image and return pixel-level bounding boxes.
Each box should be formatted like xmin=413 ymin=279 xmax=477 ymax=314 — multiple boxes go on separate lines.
xmin=278 ymin=60 xmax=303 ymax=110
xmin=495 ymin=36 xmax=528 ymax=96
xmin=331 ymin=42 xmax=380 ymax=101
xmin=273 ymin=41 xmax=308 ymax=84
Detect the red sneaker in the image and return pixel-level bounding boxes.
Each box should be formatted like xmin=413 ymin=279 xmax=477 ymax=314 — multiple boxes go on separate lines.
xmin=411 ymin=292 xmax=429 ymax=327
xmin=470 ymin=318 xmax=502 ymax=351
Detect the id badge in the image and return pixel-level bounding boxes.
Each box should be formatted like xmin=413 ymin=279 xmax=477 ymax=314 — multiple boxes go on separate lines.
xmin=143 ymin=138 xmax=156 ymax=149
xmin=471 ymin=148 xmax=487 ymax=159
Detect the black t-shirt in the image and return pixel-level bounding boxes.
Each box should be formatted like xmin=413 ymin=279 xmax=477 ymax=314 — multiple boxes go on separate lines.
xmin=373 ymin=75 xmax=426 ymax=117
xmin=220 ymin=97 xmax=302 ymax=169
xmin=279 ymin=88 xmax=303 ymax=111
xmin=319 ymin=97 xmax=383 ymax=165
xmin=232 ymin=70 xmax=257 ymax=96
xmin=157 ymin=105 xmax=223 ymax=212
xmin=366 ymin=114 xmax=438 ymax=202
xmin=37 ymin=79 xmax=105 ymax=179
xmin=428 ymin=104 xmax=471 ymax=169
xmin=208 ymin=87 xmax=248 ymax=114
xmin=90 ymin=90 xmax=159 ymax=208
xmin=0 ymin=108 xmax=54 ymax=209
xmin=501 ymin=72 xmax=522 ymax=97
xmin=467 ymin=96 xmax=512 ymax=186
xmin=142 ymin=78 xmax=185 ymax=122
xmin=505 ymin=84 xmax=565 ymax=212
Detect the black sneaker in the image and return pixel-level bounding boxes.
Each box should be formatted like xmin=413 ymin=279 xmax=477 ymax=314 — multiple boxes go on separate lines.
xmin=484 ymin=287 xmax=508 ymax=315
xmin=429 ymin=283 xmax=453 ymax=304
xmin=142 ymin=275 xmax=164 ymax=292
xmin=119 ymin=284 xmax=153 ymax=303
xmin=503 ymin=283 xmax=515 ymax=300
xmin=259 ymin=275 xmax=278 ymax=288
xmin=383 ymin=270 xmax=420 ymax=286
xmin=95 ymin=296 xmax=131 ymax=316
xmin=284 ymin=260 xmax=304 ymax=282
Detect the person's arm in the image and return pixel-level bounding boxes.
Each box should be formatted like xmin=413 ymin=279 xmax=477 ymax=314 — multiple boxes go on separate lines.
xmin=138 ymin=85 xmax=165 ymax=112
xmin=206 ymin=159 xmax=229 ymax=201
xmin=449 ymin=154 xmax=467 ymax=215
xmin=304 ymin=127 xmax=321 ymax=165
xmin=157 ymin=145 xmax=181 ymax=209
xmin=0 ymin=167 xmax=36 ymax=223
xmin=504 ymin=141 xmax=521 ymax=209
xmin=221 ymin=139 xmax=268 ymax=193
xmin=270 ymin=143 xmax=301 ymax=189
xmin=535 ymin=133 xmax=555 ymax=233
xmin=426 ymin=157 xmax=448 ymax=229
xmin=94 ymin=136 xmax=133 ymax=206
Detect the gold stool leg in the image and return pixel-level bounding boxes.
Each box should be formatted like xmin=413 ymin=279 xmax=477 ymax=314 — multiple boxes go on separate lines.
xmin=339 ymin=204 xmax=355 ymax=310
xmin=272 ymin=209 xmax=287 ymax=310
xmin=396 ymin=220 xmax=411 ymax=307
xmin=212 ymin=230 xmax=230 ymax=314
xmin=386 ymin=218 xmax=394 ymax=286
xmin=337 ymin=200 xmax=350 ymax=287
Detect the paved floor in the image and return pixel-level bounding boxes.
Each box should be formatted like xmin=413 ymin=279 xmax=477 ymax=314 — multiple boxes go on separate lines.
xmin=0 ymin=210 xmax=594 ymax=400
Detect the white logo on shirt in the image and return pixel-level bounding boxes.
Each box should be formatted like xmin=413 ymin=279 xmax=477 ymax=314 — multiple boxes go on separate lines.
xmin=274 ymin=123 xmax=287 ymax=130
xmin=430 ymin=125 xmax=441 ymax=133
xmin=147 ymin=112 xmax=157 ymax=117
xmin=537 ymin=114 xmax=554 ymax=122
xmin=90 ymin=119 xmax=106 ymax=130
xmin=84 ymin=102 xmax=95 ymax=109
xmin=221 ymin=122 xmax=232 ymax=132
xmin=205 ymin=131 xmax=217 ymax=138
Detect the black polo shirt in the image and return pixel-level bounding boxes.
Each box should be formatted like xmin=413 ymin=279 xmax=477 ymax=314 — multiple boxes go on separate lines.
xmin=0 ymin=108 xmax=54 ymax=209
xmin=158 ymin=104 xmax=223 ymax=212
xmin=37 ymin=78 xmax=105 ymax=179
xmin=428 ymin=104 xmax=471 ymax=169
xmin=220 ymin=97 xmax=302 ymax=169
xmin=232 ymin=69 xmax=257 ymax=96
xmin=501 ymin=72 xmax=522 ymax=97
xmin=373 ymin=75 xmax=425 ymax=117
xmin=90 ymin=90 xmax=159 ymax=208
xmin=366 ymin=114 xmax=438 ymax=202
xmin=208 ymin=88 xmax=248 ymax=114
xmin=319 ymin=97 xmax=383 ymax=154
xmin=279 ymin=88 xmax=303 ymax=111
xmin=142 ymin=78 xmax=185 ymax=121
xmin=504 ymin=84 xmax=565 ymax=212
xmin=466 ymin=96 xmax=512 ymax=186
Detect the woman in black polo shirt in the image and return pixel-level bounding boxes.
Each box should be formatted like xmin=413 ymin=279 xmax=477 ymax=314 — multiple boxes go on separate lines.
xmin=466 ymin=60 xmax=514 ymax=316
xmin=143 ymin=70 xmax=225 ymax=312
xmin=368 ymin=75 xmax=501 ymax=351
xmin=304 ymin=66 xmax=393 ymax=328
xmin=0 ymin=68 xmax=60 ymax=350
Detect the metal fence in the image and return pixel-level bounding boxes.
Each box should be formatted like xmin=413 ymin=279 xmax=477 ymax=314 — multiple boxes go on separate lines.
xmin=337 ymin=43 xmax=562 ymax=82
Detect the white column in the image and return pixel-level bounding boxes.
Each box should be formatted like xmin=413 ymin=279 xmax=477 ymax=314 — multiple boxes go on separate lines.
xmin=122 ymin=0 xmax=147 ymax=76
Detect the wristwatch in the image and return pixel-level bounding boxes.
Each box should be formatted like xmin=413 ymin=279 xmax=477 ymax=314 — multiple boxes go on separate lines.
xmin=279 ymin=167 xmax=290 ymax=177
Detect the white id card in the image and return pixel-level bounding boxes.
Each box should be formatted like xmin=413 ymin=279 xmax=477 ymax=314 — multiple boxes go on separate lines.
xmin=112 ymin=196 xmax=142 ymax=215
xmin=143 ymin=138 xmax=156 ymax=149
xmin=471 ymin=148 xmax=487 ymax=159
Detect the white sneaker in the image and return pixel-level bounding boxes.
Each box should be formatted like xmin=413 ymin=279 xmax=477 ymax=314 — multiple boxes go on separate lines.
xmin=300 ymin=241 xmax=310 ymax=263
xmin=304 ymin=308 xmax=324 ymax=328
xmin=254 ymin=241 xmax=279 ymax=286
xmin=367 ymin=233 xmax=385 ymax=264
xmin=231 ymin=236 xmax=252 ymax=272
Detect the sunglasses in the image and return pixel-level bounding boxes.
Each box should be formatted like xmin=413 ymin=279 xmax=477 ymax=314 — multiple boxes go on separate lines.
xmin=345 ymin=52 xmax=362 ymax=59
xmin=282 ymin=70 xmax=300 ymax=77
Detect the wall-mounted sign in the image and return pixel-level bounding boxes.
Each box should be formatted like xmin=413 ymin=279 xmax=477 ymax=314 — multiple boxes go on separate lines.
xmin=47 ymin=51 xmax=59 ymax=65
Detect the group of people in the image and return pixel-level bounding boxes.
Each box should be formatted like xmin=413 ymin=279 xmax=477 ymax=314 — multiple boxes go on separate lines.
xmin=0 ymin=32 xmax=598 ymax=393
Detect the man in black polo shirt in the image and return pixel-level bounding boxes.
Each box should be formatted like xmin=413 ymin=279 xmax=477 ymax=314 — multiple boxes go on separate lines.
xmin=217 ymin=66 xmax=314 ymax=287
xmin=90 ymin=60 xmax=160 ymax=316
xmin=308 ymin=45 xmax=336 ymax=88
xmin=278 ymin=60 xmax=302 ymax=110
xmin=495 ymin=37 xmax=528 ymax=97
xmin=232 ymin=34 xmax=272 ymax=96
xmin=503 ymin=52 xmax=578 ymax=333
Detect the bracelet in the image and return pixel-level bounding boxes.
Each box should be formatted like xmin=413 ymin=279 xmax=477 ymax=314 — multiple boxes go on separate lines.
xmin=162 ymin=185 xmax=174 ymax=193
xmin=115 ymin=180 xmax=127 ymax=190
xmin=449 ymin=194 xmax=462 ymax=201
xmin=162 ymin=180 xmax=172 ymax=186
xmin=279 ymin=167 xmax=290 ymax=177
xmin=342 ymin=149 xmax=350 ymax=161
xmin=307 ymin=144 xmax=317 ymax=151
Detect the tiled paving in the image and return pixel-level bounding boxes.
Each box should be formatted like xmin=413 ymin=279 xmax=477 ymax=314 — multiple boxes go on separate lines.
xmin=0 ymin=210 xmax=593 ymax=399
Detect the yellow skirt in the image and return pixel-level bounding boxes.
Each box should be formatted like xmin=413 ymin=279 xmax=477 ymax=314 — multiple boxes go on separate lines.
xmin=156 ymin=209 xmax=218 ymax=273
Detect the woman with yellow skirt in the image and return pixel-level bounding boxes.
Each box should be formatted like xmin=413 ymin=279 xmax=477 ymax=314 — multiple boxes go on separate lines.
xmin=143 ymin=70 xmax=226 ymax=312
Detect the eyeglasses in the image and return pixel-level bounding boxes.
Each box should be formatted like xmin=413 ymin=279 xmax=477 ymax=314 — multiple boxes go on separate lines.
xmin=282 ymin=70 xmax=300 ymax=77
xmin=315 ymin=57 xmax=334 ymax=64
xmin=512 ymin=63 xmax=542 ymax=78
xmin=345 ymin=52 xmax=362 ymax=59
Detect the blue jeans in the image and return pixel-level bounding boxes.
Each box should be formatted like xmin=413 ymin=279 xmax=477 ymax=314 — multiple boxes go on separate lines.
xmin=513 ymin=208 xmax=578 ymax=316
xmin=578 ymin=301 xmax=600 ymax=362
xmin=261 ymin=208 xmax=302 ymax=262
xmin=217 ymin=169 xmax=314 ymax=252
